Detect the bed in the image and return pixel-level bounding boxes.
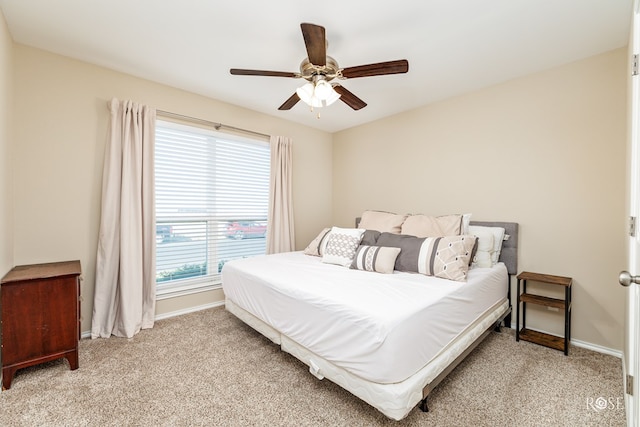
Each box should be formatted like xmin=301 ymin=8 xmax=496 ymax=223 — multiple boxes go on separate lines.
xmin=222 ymin=220 xmax=518 ymax=420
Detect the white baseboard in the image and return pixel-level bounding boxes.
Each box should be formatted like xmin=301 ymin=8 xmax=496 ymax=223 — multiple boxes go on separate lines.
xmin=571 ymin=338 xmax=622 ymax=358
xmin=154 ymin=300 xmax=225 ymax=321
xmin=509 ymin=322 xmax=622 ymax=359
xmin=80 ymin=301 xmax=225 ymax=339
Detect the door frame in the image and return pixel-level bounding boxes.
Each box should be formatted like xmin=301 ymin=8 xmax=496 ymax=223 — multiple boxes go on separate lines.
xmin=625 ymin=1 xmax=640 ymax=425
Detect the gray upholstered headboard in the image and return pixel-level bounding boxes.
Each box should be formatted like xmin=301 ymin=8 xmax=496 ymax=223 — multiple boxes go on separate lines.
xmin=354 ymin=218 xmax=519 ymax=276
xmin=469 ymin=221 xmax=518 ymax=276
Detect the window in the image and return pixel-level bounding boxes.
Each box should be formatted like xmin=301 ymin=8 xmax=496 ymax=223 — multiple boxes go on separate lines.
xmin=155 ymin=120 xmax=270 ymax=297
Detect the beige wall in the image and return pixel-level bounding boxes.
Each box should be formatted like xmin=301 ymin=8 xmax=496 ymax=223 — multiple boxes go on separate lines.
xmin=0 ymin=9 xmax=13 ymax=277
xmin=5 ymin=27 xmax=628 ymax=352
xmin=333 ymin=48 xmax=627 ymax=351
xmin=11 ymin=45 xmax=333 ymax=335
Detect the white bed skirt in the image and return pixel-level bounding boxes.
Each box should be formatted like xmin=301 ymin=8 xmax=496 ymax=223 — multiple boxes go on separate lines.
xmin=225 ymin=298 xmax=509 ymax=420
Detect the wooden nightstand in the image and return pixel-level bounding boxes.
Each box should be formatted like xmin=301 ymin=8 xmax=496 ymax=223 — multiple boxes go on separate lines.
xmin=515 ymin=271 xmax=572 ymax=355
xmin=1 ymin=260 xmax=82 ymax=390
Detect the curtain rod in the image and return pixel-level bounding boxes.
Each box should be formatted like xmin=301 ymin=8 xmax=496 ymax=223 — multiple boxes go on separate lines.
xmin=156 ymin=110 xmax=270 ymax=140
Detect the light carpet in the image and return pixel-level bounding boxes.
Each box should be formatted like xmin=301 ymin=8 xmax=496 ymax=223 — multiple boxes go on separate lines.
xmin=0 ymin=307 xmax=626 ymax=426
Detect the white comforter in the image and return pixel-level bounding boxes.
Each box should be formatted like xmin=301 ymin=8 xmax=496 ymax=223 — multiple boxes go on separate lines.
xmin=222 ymin=251 xmax=507 ymax=384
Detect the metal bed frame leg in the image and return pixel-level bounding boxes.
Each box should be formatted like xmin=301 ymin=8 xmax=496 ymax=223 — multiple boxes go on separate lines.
xmin=495 ymin=275 xmax=514 ymax=332
xmin=503 ymin=311 xmax=512 ymax=328
xmin=419 ymin=396 xmax=429 ymax=412
xmin=494 ymin=308 xmax=512 ymax=332
xmin=504 ymin=275 xmax=513 ymax=328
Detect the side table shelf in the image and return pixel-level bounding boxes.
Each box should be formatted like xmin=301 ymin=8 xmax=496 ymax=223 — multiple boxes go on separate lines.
xmin=516 ymin=271 xmax=572 ymax=355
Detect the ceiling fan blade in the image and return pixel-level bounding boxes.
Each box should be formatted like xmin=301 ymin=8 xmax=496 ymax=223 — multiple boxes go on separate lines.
xmin=230 ymin=68 xmax=298 ymax=78
xmin=341 ymin=59 xmax=409 ymax=79
xmin=278 ymin=93 xmax=300 ymax=110
xmin=333 ymin=84 xmax=367 ymax=110
xmin=301 ymin=23 xmax=326 ymax=66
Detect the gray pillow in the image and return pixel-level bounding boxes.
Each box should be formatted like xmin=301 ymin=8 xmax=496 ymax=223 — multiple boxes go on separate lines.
xmin=376 ymin=233 xmax=425 ymax=272
xmin=376 ymin=232 xmax=477 ymax=281
xmin=361 ymin=229 xmax=381 ymax=246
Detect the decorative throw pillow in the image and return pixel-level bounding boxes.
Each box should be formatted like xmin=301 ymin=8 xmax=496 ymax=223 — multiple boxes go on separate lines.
xmin=468 ymin=225 xmax=505 ymax=266
xmin=376 ymin=232 xmax=477 ymax=281
xmin=351 ymin=245 xmax=401 ymax=274
xmin=401 ymin=214 xmax=463 ymax=237
xmin=421 ymin=235 xmax=476 ymax=281
xmin=322 ymin=227 xmax=365 ymax=267
xmin=361 ymin=229 xmax=381 ymax=246
xmin=376 ymin=233 xmax=426 ymax=272
xmin=357 ymin=210 xmax=407 ymax=234
xmin=303 ymin=227 xmax=332 ymax=256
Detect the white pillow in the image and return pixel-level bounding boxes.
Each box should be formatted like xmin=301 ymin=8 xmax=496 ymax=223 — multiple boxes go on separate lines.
xmin=468 ymin=225 xmax=505 ymax=267
xmin=469 ymin=227 xmax=494 ymax=268
xmin=462 ymin=213 xmax=472 ymax=235
xmin=322 ymin=227 xmax=366 ymax=267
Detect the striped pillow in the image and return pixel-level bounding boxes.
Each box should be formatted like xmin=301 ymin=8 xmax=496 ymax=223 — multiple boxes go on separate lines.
xmin=303 ymin=228 xmax=331 ymax=256
xmin=376 ymin=233 xmax=477 ymax=281
xmin=351 ymin=245 xmax=401 ymax=274
xmin=417 ymin=235 xmax=477 ymax=281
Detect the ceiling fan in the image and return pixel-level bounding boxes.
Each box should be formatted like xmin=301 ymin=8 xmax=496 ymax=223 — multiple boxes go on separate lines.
xmin=230 ymin=23 xmax=409 ymax=111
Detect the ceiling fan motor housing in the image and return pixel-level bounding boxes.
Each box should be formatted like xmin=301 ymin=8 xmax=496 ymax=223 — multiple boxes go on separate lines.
xmin=300 ymin=56 xmax=340 ymax=82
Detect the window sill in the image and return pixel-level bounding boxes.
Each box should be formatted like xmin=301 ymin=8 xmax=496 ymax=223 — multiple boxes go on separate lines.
xmin=156 ymin=277 xmax=222 ymax=301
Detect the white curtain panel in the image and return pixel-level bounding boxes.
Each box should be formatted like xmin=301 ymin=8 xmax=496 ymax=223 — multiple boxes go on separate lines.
xmin=92 ymin=98 xmax=156 ymax=339
xmin=267 ymin=136 xmax=295 ymax=254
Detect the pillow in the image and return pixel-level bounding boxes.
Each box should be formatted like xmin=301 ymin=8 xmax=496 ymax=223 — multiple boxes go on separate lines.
xmin=303 ymin=227 xmax=331 ymax=256
xmin=361 ymin=229 xmax=381 ymax=246
xmin=426 ymin=235 xmax=477 ymax=281
xmin=468 ymin=225 xmax=505 ymax=266
xmin=358 ymin=210 xmax=407 ymax=234
xmin=468 ymin=236 xmax=479 ymax=267
xmin=469 ymin=227 xmax=494 ymax=268
xmin=462 ymin=213 xmax=472 ymax=235
xmin=322 ymin=227 xmax=365 ymax=267
xmin=401 ymin=214 xmax=463 ymax=237
xmin=377 ymin=232 xmax=477 ymax=281
xmin=376 ymin=233 xmax=425 ymax=272
xmin=351 ymin=245 xmax=401 ymax=274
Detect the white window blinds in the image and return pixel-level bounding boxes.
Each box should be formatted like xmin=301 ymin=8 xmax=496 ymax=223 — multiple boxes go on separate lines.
xmin=155 ymin=120 xmax=270 ymax=288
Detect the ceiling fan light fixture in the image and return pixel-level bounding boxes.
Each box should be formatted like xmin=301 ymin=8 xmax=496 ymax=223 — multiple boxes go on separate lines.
xmin=314 ymin=78 xmax=333 ymax=99
xmin=296 ymin=77 xmax=341 ymax=109
xmin=296 ymin=82 xmax=318 ymax=106
xmin=322 ymin=85 xmax=341 ymax=106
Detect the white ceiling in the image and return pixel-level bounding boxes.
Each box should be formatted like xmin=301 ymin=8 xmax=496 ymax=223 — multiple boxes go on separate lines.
xmin=0 ymin=0 xmax=633 ymax=133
